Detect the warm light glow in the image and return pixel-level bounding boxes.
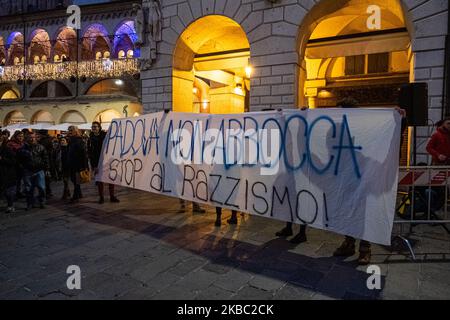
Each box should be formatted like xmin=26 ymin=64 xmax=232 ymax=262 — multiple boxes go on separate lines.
xmin=0 ymin=58 xmax=139 ymax=81
xmin=102 ymin=58 xmax=113 ymax=71
xmin=318 ymin=89 xmax=333 ymax=98
xmin=245 ymin=65 xmax=252 ymax=78
xmin=192 ymin=87 xmax=199 ymax=94
xmin=234 ymin=83 xmax=244 ymax=96
xmin=202 ymin=101 xmax=209 ymax=110
xmin=115 ymin=79 xmax=124 ymax=86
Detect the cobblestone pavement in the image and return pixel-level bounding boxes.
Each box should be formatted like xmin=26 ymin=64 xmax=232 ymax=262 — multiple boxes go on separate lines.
xmin=1 ymin=182 xmax=450 ymax=300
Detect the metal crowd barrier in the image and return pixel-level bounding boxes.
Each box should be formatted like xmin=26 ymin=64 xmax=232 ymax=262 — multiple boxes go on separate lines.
xmin=393 ymin=166 xmax=450 ymax=260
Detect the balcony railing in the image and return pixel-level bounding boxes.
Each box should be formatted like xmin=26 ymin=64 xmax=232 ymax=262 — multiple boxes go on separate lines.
xmin=0 ymin=58 xmax=139 ymax=82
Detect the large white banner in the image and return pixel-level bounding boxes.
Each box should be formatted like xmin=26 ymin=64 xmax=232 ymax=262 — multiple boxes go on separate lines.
xmin=97 ymin=109 xmax=402 ymax=245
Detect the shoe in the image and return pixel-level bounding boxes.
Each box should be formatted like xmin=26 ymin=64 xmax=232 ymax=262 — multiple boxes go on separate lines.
xmin=227 ymin=218 xmax=238 ymax=225
xmin=333 ymin=239 xmax=356 ymax=257
xmin=358 ymin=250 xmax=372 ymax=265
xmin=110 ymin=197 xmax=120 ymax=203
xmin=276 ymin=227 xmax=293 ymax=237
xmin=215 ymin=219 xmax=222 ymax=227
xmin=290 ymin=233 xmax=307 ymax=244
xmin=5 ymin=207 xmax=15 ymax=214
xmin=98 ymin=197 xmax=105 ymax=204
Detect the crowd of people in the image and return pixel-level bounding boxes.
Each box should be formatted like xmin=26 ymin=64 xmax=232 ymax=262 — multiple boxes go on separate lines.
xmin=0 ymin=122 xmax=119 ymax=214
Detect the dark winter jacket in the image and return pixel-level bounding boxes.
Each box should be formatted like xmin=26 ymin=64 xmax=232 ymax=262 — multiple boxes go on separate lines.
xmin=427 ymin=127 xmax=450 ymax=165
xmin=68 ymin=136 xmax=89 ymax=172
xmin=17 ymin=143 xmax=49 ymax=174
xmin=0 ymin=143 xmax=17 ymax=188
xmin=60 ymin=145 xmax=70 ymax=174
xmin=88 ymin=131 xmax=106 ymax=169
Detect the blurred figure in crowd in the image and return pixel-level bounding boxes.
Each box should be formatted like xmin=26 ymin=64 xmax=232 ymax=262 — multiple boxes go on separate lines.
xmin=88 ymin=122 xmax=119 ymax=204
xmin=59 ymin=137 xmax=71 ymax=200
xmin=427 ymin=118 xmax=450 ymax=165
xmin=0 ymin=133 xmax=17 ymax=213
xmin=17 ymin=133 xmax=48 ymax=210
xmin=67 ymin=126 xmax=89 ymax=203
xmin=37 ymin=130 xmax=54 ymax=199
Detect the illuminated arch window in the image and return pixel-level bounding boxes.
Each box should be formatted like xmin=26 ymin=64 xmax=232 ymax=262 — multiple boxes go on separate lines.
xmin=82 ymin=24 xmax=111 ymax=60
xmin=31 ymin=110 xmax=55 ymax=125
xmin=94 ymin=109 xmax=122 ymax=127
xmin=29 ymin=29 xmax=51 ymax=63
xmin=4 ymin=111 xmax=26 ymax=126
xmin=114 ymin=20 xmax=139 ymax=59
xmin=95 ymin=52 xmax=102 ymax=60
xmin=60 ymin=110 xmax=86 ymax=125
xmin=54 ymin=55 xmax=60 ymax=63
xmin=34 ymin=56 xmax=40 ymax=64
xmin=173 ymin=15 xmax=250 ymax=114
xmin=1 ymin=89 xmax=19 ymax=100
xmin=7 ymin=32 xmax=24 ymax=65
xmin=103 ymin=51 xmax=110 ymax=59
xmin=118 ymin=50 xmax=125 ymax=59
xmin=54 ymin=27 xmax=77 ymax=61
xmin=86 ymin=79 xmax=136 ymax=97
xmin=127 ymin=50 xmax=134 ymax=58
xmin=298 ymin=0 xmax=411 ymax=109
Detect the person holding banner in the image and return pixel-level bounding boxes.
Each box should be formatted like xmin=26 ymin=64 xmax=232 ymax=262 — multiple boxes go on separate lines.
xmin=426 ymin=118 xmax=450 ymax=165
xmin=88 ymin=122 xmax=120 ymax=204
xmin=215 ymin=207 xmax=238 ymax=227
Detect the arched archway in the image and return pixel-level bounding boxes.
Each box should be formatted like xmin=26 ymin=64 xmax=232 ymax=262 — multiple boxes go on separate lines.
xmin=85 ymin=79 xmax=137 ymax=97
xmin=31 ymin=110 xmax=55 ymax=125
xmin=81 ymin=24 xmax=111 ymax=60
xmin=28 ymin=29 xmax=51 ymax=63
xmin=297 ymin=0 xmax=412 ymax=108
xmin=6 ymin=32 xmax=24 ymax=65
xmin=114 ymin=20 xmax=139 ymax=59
xmin=94 ymin=109 xmax=122 ymax=127
xmin=54 ymin=27 xmax=77 ymax=61
xmin=30 ymin=81 xmax=72 ymax=98
xmin=0 ymin=84 xmax=20 ymax=100
xmin=60 ymin=111 xmax=87 ymax=125
xmin=4 ymin=110 xmax=26 ymax=126
xmin=172 ymin=15 xmax=251 ymax=114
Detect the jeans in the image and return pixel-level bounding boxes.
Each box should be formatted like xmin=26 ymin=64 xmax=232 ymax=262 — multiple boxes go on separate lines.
xmin=70 ymin=170 xmax=82 ymax=200
xmin=23 ymin=170 xmax=46 ymax=206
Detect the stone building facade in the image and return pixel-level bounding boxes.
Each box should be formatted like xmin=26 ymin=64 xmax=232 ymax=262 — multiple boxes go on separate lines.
xmin=140 ymin=0 xmax=449 ymax=164
xmin=0 ymin=0 xmax=142 ymax=127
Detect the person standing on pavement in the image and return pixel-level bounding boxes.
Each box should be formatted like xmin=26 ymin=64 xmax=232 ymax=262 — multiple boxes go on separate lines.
xmin=17 ymin=133 xmax=49 ymax=210
xmin=59 ymin=137 xmax=71 ymax=200
xmin=37 ymin=130 xmax=54 ymax=199
xmin=0 ymin=133 xmax=17 ymax=213
xmin=67 ymin=126 xmax=89 ymax=203
xmin=88 ymin=122 xmax=119 ymax=204
xmin=426 ymin=118 xmax=450 ymax=165
xmin=332 ymin=98 xmax=407 ymax=265
xmin=7 ymin=131 xmax=25 ymax=199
